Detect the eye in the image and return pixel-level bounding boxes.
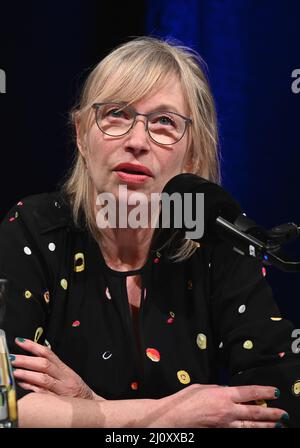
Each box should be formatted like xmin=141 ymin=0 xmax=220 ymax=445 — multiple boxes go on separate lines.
xmin=154 ymin=115 xmax=175 ymax=126
xmin=107 ymin=108 xmax=125 ymax=118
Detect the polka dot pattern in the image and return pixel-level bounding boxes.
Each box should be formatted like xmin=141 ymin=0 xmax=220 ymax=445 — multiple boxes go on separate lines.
xmin=60 ymin=278 xmax=68 ymax=290
xmin=292 ymin=380 xmax=300 ymax=397
xmin=3 ymin=194 xmax=299 ymax=408
xmin=177 ymin=370 xmax=191 ymax=385
xmin=102 ymin=351 xmax=112 ymax=360
xmin=243 ymin=340 xmax=253 ymax=350
xmin=43 ymin=290 xmax=50 ymax=304
xmin=238 ymin=304 xmax=246 ymax=314
xmin=48 ymin=242 xmax=56 ymax=252
xmin=24 ymin=290 xmax=32 ymax=299
xmin=196 ymin=333 xmax=207 ymax=350
xmin=34 ymin=327 xmax=43 ymax=343
xmin=131 ymin=381 xmax=138 ymax=390
xmin=146 ymin=348 xmax=160 ymax=362
xmin=72 ymin=320 xmax=80 ymax=327
xmin=74 ymin=252 xmax=85 ymax=272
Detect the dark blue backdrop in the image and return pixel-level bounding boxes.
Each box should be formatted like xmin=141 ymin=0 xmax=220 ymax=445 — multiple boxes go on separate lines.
xmin=146 ymin=0 xmax=300 ymax=325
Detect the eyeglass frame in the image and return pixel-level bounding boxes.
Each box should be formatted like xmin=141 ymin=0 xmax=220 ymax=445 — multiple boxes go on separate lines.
xmin=92 ymin=102 xmax=192 ymax=145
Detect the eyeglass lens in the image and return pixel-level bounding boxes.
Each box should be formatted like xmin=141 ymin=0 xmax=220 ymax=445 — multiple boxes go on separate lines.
xmin=95 ymin=103 xmax=187 ymax=144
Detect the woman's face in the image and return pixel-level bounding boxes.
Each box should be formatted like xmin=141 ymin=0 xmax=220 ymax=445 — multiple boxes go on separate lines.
xmin=77 ymin=75 xmax=191 ymax=203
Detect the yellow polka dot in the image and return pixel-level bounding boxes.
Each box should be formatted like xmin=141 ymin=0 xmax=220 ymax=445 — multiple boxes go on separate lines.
xmin=60 ymin=278 xmax=68 ymax=290
xmin=255 ymin=399 xmax=267 ymax=407
xmin=177 ymin=370 xmax=191 ymax=385
xmin=243 ymin=340 xmax=253 ymax=349
xmin=196 ymin=333 xmax=207 ymax=350
xmin=271 ymin=317 xmax=282 ymax=321
xmin=34 ymin=327 xmax=43 ymax=343
xmin=170 ymin=311 xmax=175 ymax=318
xmin=74 ymin=253 xmax=85 ymax=272
xmin=24 ymin=290 xmax=32 ymax=299
xmin=14 ymin=211 xmax=19 ymax=219
xmin=156 ymin=251 xmax=161 ymax=258
xmin=292 ymin=381 xmax=300 ymax=397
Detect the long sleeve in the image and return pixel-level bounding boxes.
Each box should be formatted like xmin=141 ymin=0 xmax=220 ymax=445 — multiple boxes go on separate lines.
xmin=210 ymin=241 xmax=300 ymax=427
xmin=0 ymin=195 xmax=61 ymax=398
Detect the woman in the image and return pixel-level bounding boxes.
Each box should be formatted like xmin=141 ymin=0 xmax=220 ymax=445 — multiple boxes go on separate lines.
xmin=0 ymin=37 xmax=299 ymax=428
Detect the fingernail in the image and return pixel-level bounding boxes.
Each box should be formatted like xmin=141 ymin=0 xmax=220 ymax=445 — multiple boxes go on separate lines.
xmin=274 ymin=388 xmax=280 ymax=398
xmin=280 ymin=413 xmax=290 ymax=422
xmin=275 ymin=422 xmax=283 ymax=428
xmin=16 ymin=337 xmax=25 ymax=343
xmin=9 ymin=354 xmax=16 ymax=361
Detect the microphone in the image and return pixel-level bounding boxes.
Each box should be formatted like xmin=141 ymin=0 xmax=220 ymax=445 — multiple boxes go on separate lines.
xmin=155 ymin=173 xmax=300 ymax=272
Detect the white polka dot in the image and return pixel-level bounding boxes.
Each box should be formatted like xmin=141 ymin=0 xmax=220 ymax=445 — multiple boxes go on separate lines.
xmin=48 ymin=242 xmax=56 ymax=252
xmin=219 ymin=342 xmax=223 ymax=349
xmin=105 ymin=287 xmax=111 ymax=300
xmin=102 ymin=351 xmax=112 ymax=360
xmin=208 ymin=262 xmax=211 ymax=268
xmin=24 ymin=246 xmax=32 ymax=255
xmin=238 ymin=304 xmax=246 ymax=314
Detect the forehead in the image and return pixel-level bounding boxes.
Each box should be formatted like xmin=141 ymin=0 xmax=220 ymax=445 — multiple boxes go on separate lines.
xmin=102 ymin=74 xmax=189 ymax=115
xmin=132 ymin=77 xmax=188 ymax=115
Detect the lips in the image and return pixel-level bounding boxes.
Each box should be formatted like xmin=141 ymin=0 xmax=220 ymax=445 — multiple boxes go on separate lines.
xmin=113 ymin=163 xmax=153 ymax=177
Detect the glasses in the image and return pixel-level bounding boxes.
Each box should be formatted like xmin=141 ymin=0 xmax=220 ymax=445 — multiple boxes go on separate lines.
xmin=92 ymin=102 xmax=192 ymax=145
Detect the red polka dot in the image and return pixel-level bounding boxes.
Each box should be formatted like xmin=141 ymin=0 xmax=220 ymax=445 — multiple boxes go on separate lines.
xmin=9 ymin=217 xmax=15 ymax=222
xmin=131 ymin=381 xmax=138 ymax=390
xmin=167 ymin=317 xmax=174 ymax=324
xmin=262 ymin=267 xmax=267 ymax=277
xmin=72 ymin=320 xmax=80 ymax=327
xmin=17 ymin=201 xmax=23 ymax=206
xmin=278 ymin=352 xmax=285 ymax=358
xmin=146 ymin=348 xmax=160 ymax=362
xmin=154 ymin=258 xmax=160 ymax=264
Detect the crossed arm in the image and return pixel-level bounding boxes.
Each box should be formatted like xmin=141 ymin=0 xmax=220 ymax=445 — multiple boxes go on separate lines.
xmin=12 ymin=338 xmax=288 ymax=428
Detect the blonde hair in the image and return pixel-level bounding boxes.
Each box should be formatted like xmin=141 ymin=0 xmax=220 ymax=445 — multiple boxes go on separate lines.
xmin=63 ymin=36 xmax=220 ymax=261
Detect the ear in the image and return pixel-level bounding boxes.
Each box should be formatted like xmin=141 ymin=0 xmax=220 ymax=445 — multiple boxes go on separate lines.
xmin=74 ymin=113 xmax=87 ymax=157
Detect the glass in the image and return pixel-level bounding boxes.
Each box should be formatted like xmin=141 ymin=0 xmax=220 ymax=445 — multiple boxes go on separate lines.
xmin=92 ymin=102 xmax=192 ymax=145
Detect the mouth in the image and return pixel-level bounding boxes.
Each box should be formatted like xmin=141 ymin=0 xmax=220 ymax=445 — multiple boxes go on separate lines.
xmin=113 ymin=163 xmax=154 ymax=184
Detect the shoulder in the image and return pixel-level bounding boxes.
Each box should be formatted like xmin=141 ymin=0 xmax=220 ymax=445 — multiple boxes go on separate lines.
xmin=1 ymin=191 xmax=74 ymax=235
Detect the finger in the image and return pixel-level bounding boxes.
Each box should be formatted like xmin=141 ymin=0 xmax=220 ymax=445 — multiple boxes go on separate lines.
xmin=17 ymin=381 xmax=57 ymax=396
xmin=229 ymin=385 xmax=280 ymax=403
xmin=239 ymin=403 xmax=289 ymax=423
xmin=230 ymin=420 xmax=285 ymax=429
xmin=13 ymin=368 xmax=58 ymax=392
xmin=10 ymin=354 xmax=60 ymax=379
xmin=17 ymin=381 xmax=45 ymax=394
xmin=15 ymin=337 xmax=62 ymax=367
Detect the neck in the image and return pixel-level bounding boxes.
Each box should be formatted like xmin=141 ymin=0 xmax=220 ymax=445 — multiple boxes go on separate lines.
xmin=97 ymin=227 xmax=154 ymax=271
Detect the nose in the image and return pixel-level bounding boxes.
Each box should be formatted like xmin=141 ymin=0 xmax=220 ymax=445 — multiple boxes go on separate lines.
xmin=124 ymin=117 xmax=151 ymax=154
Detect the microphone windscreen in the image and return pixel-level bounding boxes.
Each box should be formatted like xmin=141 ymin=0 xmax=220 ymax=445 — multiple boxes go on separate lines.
xmin=161 ymin=173 xmax=242 ymax=243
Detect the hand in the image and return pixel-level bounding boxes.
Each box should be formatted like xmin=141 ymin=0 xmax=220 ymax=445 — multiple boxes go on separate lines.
xmin=157 ymin=383 xmax=288 ymax=428
xmin=10 ymin=338 xmax=101 ymax=400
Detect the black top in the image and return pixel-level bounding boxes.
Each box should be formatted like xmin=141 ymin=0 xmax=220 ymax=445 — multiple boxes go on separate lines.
xmin=1 ymin=192 xmax=300 ymax=427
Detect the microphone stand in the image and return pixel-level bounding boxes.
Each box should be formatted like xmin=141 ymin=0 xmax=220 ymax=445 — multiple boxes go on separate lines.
xmin=216 ymin=215 xmax=300 ymax=272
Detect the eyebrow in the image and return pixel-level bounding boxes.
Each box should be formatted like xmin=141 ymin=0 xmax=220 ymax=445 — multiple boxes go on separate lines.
xmin=148 ymin=104 xmax=182 ymax=114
